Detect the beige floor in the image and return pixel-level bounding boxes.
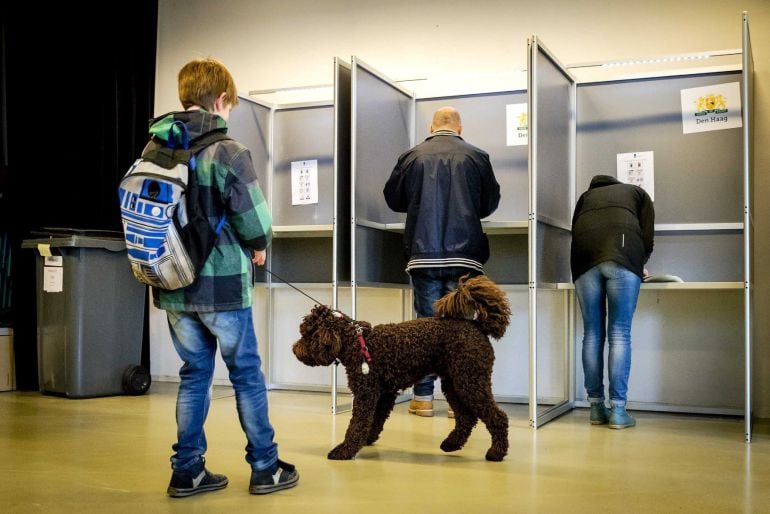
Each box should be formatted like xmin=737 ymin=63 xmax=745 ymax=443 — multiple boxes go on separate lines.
xmin=1 ymin=383 xmax=769 ymax=513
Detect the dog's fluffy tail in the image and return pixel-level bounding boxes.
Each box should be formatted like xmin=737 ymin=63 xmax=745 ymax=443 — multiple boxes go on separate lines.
xmin=433 ymin=275 xmax=511 ymax=340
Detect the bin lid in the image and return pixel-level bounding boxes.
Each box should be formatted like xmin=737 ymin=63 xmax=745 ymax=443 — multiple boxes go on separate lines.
xmin=30 ymin=227 xmax=124 ymax=239
xmin=22 ymin=228 xmax=126 ymax=252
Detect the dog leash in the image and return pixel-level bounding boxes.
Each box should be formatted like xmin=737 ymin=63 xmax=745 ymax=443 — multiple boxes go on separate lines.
xmin=261 ymin=266 xmax=326 ymax=305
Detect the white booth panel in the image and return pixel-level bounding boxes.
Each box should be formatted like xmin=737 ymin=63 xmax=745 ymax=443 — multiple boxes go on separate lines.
xmin=573 ymin=289 xmax=744 ymax=412
xmin=269 ymin=286 xmax=405 ymax=390
xmin=488 ymin=289 xmax=566 ymax=402
xmin=490 ymin=289 xmax=528 ymax=400
xmin=270 ymin=286 xmax=337 ymax=388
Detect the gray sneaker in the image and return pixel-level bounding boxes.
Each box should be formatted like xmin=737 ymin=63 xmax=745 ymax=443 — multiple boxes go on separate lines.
xmin=167 ymin=466 xmax=228 ymax=497
xmin=609 ymin=406 xmax=636 ymax=429
xmin=249 ymin=459 xmax=299 ymax=495
xmin=589 ymin=402 xmax=609 ymax=425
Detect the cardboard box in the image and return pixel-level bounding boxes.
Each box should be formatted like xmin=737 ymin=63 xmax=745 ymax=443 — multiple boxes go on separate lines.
xmin=0 ymin=328 xmax=15 ymax=391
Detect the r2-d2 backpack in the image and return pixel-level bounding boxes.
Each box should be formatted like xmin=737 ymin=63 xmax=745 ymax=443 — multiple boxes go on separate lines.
xmin=118 ymin=121 xmax=229 ymax=290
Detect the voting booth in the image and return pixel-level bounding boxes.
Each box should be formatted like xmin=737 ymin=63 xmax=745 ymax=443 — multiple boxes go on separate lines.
xmin=147 ymin=13 xmax=754 ymax=440
xmin=527 ymin=13 xmax=754 ymax=439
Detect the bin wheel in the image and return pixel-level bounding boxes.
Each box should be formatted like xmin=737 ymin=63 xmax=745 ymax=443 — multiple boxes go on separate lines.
xmin=122 ymin=365 xmax=151 ymax=395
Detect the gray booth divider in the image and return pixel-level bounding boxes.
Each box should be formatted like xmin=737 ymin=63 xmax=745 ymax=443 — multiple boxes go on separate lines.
xmin=338 ymin=56 xmax=416 ymax=412
xmin=227 ymin=95 xmax=272 ymax=286
xmin=351 ymin=56 xmax=414 ymax=295
xmin=528 ymin=36 xmax=576 ymax=428
xmin=743 ymin=11 xmax=755 ymax=443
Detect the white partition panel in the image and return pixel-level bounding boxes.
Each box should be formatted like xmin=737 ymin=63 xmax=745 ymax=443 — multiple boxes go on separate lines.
xmin=574 ymin=288 xmax=744 ymax=412
xmin=465 ymin=287 xmax=565 ymax=403
xmin=489 ymin=289 xmax=529 ymax=400
xmin=270 ymin=286 xmax=345 ymax=390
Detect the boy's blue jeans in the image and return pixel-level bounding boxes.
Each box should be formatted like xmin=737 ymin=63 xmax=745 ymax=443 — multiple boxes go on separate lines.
xmin=409 ymin=266 xmax=481 ymax=397
xmin=574 ymin=261 xmax=641 ymax=408
xmin=166 ymin=308 xmax=278 ymax=472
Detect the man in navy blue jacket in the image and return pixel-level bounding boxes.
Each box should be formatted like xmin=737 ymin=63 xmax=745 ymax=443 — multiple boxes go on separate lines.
xmin=384 ymin=107 xmax=500 ymax=417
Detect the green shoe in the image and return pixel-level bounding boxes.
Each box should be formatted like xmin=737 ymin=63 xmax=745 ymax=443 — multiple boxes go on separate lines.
xmin=609 ymin=406 xmax=636 ymax=429
xmin=589 ymin=402 xmax=609 ymax=425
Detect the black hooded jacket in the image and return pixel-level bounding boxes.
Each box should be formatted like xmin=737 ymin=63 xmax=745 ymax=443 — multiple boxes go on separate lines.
xmin=570 ymin=175 xmax=655 ymax=280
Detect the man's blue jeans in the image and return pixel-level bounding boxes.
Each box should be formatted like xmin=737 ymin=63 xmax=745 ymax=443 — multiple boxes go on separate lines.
xmin=410 ymin=266 xmax=481 ymax=397
xmin=166 ymin=308 xmax=278 ymax=472
xmin=574 ymin=261 xmax=641 ymax=408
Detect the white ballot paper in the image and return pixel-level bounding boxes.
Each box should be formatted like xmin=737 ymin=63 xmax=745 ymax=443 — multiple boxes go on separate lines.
xmin=617 ymin=151 xmax=654 ymax=201
xmin=291 ymin=160 xmax=318 ymax=205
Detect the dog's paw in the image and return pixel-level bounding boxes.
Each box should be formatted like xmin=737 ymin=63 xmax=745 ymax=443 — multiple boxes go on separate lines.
xmin=485 ymin=447 xmax=506 ymax=462
xmin=440 ymin=438 xmax=463 ymax=453
xmin=327 ymin=444 xmax=357 ymax=460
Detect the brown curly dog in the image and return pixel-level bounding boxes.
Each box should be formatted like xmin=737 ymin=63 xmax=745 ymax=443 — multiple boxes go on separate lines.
xmin=292 ymin=274 xmax=512 ymax=461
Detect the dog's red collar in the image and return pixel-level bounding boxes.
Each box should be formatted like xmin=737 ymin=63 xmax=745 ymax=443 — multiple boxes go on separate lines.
xmin=354 ymin=324 xmax=372 ymax=374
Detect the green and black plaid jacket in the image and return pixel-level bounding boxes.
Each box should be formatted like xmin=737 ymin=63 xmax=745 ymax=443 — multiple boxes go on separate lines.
xmin=149 ymin=110 xmax=272 ymax=312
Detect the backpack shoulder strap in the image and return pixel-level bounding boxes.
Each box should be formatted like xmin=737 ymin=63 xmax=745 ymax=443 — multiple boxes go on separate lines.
xmin=186 ymin=130 xmax=232 ymax=235
xmin=187 ymin=130 xmax=232 ymax=176
xmin=140 ymin=129 xmax=231 ymax=170
xmin=189 ymin=129 xmax=231 ymax=155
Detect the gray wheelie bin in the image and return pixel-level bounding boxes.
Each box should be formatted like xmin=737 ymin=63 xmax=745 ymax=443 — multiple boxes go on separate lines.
xmin=22 ymin=229 xmax=149 ymax=398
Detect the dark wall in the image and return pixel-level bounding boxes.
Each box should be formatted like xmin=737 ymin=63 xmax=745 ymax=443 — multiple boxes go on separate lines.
xmin=0 ymin=3 xmax=158 ymax=388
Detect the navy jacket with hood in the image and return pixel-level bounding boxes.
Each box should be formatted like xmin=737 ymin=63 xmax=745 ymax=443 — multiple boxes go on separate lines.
xmin=383 ymin=132 xmax=500 ymax=272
